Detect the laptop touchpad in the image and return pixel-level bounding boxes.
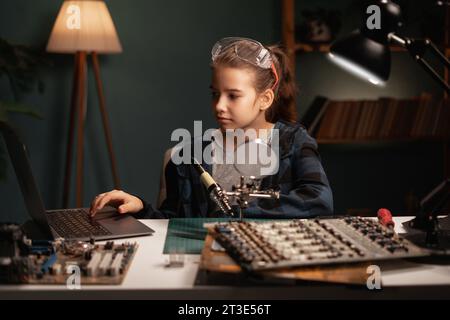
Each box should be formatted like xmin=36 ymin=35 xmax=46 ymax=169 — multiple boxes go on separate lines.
xmin=99 ymin=215 xmax=153 ymax=235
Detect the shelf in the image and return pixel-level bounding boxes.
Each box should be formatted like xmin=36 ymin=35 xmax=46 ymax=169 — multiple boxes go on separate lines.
xmin=295 ymin=43 xmax=330 ymax=53
xmin=294 ymin=42 xmax=407 ymax=53
xmin=317 ymin=137 xmax=449 ymax=145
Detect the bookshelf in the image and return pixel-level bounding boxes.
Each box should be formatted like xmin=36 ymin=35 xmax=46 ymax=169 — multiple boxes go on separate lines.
xmin=282 ymin=0 xmax=450 ymax=179
xmin=306 ymin=95 xmax=449 ymax=179
xmin=302 ymin=94 xmax=449 ymax=216
xmin=303 ymin=95 xmax=449 ymax=143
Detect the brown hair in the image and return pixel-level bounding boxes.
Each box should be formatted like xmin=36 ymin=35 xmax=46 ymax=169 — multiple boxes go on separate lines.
xmin=211 ymin=42 xmax=298 ymax=123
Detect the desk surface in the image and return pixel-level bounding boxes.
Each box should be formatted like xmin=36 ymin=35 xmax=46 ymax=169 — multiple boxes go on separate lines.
xmin=1 ymin=217 xmax=449 ymax=299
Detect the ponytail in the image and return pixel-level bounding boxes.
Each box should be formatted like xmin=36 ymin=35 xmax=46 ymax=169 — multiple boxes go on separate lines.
xmin=266 ymin=45 xmax=298 ymax=124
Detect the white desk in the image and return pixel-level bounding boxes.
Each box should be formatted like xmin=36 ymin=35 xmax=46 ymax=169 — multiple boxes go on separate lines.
xmin=0 ymin=217 xmax=449 ymax=299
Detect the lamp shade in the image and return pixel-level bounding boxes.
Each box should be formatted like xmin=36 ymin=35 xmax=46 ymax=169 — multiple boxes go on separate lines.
xmin=327 ymin=0 xmax=403 ymax=86
xmin=328 ymin=30 xmax=391 ymax=86
xmin=47 ymin=0 xmax=122 ymax=54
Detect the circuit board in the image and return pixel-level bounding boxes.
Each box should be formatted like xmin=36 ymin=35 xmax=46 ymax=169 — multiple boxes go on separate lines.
xmin=3 ymin=239 xmax=138 ymax=285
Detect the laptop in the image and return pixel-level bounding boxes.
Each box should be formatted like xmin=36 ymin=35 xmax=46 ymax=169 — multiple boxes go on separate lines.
xmin=0 ymin=121 xmax=154 ymax=241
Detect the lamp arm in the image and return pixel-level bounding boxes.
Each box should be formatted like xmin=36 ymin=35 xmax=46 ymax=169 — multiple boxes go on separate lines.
xmin=415 ymin=57 xmax=450 ymax=93
xmin=388 ymin=33 xmax=450 ymax=93
xmin=427 ymin=41 xmax=450 ymax=68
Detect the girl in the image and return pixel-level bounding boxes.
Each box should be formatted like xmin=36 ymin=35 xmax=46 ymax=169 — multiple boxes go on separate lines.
xmin=90 ymin=37 xmax=333 ymax=219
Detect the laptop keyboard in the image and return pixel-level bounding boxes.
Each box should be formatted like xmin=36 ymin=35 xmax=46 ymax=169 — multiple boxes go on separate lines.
xmin=47 ymin=209 xmax=112 ymax=238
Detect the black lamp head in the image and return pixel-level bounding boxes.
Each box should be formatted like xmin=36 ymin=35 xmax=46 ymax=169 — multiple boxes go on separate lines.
xmin=329 ymin=30 xmax=391 ymax=85
xmin=328 ymin=0 xmax=402 ymax=86
xmin=361 ymin=0 xmax=403 ymax=44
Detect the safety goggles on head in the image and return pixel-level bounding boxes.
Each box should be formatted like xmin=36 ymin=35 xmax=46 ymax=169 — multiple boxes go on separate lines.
xmin=211 ymin=37 xmax=279 ymax=90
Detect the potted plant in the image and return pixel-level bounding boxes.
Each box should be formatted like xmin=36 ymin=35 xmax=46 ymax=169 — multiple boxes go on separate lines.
xmin=0 ymin=37 xmax=48 ymax=180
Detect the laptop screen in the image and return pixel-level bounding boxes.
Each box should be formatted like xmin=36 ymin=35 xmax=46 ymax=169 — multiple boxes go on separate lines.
xmin=0 ymin=121 xmax=53 ymax=236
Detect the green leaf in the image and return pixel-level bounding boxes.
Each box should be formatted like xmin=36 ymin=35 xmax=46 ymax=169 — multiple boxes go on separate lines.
xmin=0 ymin=37 xmax=50 ymax=99
xmin=0 ymin=101 xmax=42 ymax=119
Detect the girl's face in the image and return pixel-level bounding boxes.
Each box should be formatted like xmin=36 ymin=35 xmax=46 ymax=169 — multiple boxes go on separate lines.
xmin=210 ymin=66 xmax=272 ymax=131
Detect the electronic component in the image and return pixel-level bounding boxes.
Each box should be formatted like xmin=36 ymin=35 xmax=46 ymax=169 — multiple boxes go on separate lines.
xmin=192 ymin=158 xmax=234 ymax=216
xmin=211 ymin=217 xmax=429 ymax=272
xmin=109 ymin=252 xmax=124 ymax=276
xmin=86 ymin=252 xmax=102 ymax=277
xmin=165 ymin=253 xmax=185 ymax=268
xmin=0 ymin=224 xmax=138 ymax=284
xmin=98 ymin=252 xmax=113 ymax=276
xmin=377 ymin=208 xmax=395 ymax=228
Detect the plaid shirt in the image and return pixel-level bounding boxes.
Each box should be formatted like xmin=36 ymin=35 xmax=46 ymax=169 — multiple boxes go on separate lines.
xmin=137 ymin=121 xmax=334 ymax=219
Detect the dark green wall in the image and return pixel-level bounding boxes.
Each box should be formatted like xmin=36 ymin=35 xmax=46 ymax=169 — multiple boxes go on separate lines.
xmin=0 ymin=0 xmax=444 ymax=223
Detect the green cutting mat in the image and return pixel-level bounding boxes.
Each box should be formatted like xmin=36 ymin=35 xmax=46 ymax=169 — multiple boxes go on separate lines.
xmin=163 ymin=218 xmax=235 ymax=254
xmin=163 ymin=217 xmax=279 ymax=254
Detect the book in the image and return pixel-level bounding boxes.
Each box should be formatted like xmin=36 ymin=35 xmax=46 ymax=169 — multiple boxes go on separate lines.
xmin=301 ymin=96 xmax=330 ymax=137
xmin=316 ymin=94 xmax=447 ymax=141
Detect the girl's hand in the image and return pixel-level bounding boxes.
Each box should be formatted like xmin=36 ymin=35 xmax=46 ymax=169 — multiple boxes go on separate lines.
xmin=89 ymin=190 xmax=144 ymax=217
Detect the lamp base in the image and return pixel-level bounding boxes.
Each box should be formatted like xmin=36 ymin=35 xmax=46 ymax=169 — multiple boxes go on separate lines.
xmin=402 ymin=215 xmax=450 ymax=255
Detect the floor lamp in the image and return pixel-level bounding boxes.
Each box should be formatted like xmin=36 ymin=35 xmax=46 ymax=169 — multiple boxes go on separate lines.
xmin=47 ymin=0 xmax=122 ymax=208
